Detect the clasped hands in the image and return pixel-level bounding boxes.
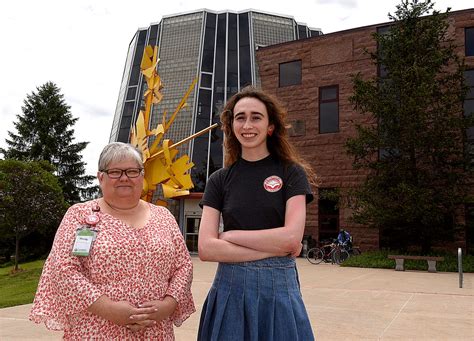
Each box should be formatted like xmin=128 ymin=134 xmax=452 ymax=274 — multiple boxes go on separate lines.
xmin=108 ymin=296 xmax=177 ymax=332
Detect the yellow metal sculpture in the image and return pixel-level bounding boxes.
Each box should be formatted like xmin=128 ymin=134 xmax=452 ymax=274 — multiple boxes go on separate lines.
xmin=130 ymin=45 xmax=217 ymax=204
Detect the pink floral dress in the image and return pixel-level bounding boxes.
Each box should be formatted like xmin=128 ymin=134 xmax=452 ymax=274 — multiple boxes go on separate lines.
xmin=30 ymin=200 xmax=195 ymax=340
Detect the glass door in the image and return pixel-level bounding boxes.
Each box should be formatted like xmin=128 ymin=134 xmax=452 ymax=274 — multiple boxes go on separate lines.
xmin=185 ymin=216 xmax=201 ymax=253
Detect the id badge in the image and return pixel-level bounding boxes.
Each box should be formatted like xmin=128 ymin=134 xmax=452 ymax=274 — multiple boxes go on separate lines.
xmin=72 ymin=228 xmax=96 ymax=257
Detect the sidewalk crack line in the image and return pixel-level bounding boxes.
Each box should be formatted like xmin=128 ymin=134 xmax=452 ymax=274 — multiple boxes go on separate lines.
xmin=379 ymin=293 xmax=414 ymax=340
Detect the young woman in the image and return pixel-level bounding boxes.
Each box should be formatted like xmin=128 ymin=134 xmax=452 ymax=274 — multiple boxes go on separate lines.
xmin=198 ymin=87 xmax=315 ymax=340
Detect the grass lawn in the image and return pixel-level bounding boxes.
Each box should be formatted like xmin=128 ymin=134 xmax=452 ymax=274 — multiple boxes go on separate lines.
xmin=0 ymin=260 xmax=45 ymax=308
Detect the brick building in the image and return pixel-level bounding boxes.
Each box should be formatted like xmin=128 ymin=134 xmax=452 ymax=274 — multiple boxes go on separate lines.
xmin=256 ymin=9 xmax=474 ymax=251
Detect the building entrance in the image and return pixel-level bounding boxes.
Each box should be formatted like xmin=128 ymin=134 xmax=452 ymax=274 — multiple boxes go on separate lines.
xmin=185 ymin=216 xmax=200 ymax=254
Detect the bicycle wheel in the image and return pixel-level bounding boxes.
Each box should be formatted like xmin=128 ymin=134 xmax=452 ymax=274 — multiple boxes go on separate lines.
xmin=306 ymin=247 xmax=324 ymax=264
xmin=332 ymin=249 xmax=350 ymax=264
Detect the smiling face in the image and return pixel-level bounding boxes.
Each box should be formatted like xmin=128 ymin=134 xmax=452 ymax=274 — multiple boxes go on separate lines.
xmin=232 ymin=97 xmax=274 ymax=160
xmin=98 ymin=157 xmax=144 ymax=203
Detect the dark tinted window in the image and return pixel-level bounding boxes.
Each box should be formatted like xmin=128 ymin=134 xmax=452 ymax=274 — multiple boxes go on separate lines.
xmin=191 ymin=89 xmax=212 ymax=192
xmin=465 ymin=70 xmax=474 ymax=141
xmin=209 ymin=14 xmax=226 ymax=176
xmin=319 ymin=85 xmax=339 ymax=134
xmin=129 ymin=30 xmax=147 ymax=86
xmin=298 ymin=24 xmax=307 ymax=39
xmin=148 ymin=24 xmax=159 ymax=47
xmin=227 ymin=13 xmax=238 ymax=98
xmin=126 ymin=87 xmax=137 ymax=101
xmin=137 ymin=82 xmax=146 ymax=113
xmin=200 ymin=73 xmax=213 ymax=88
xmin=377 ymin=25 xmax=391 ymax=78
xmin=466 ymin=27 xmax=474 ymax=56
xmin=318 ymin=188 xmax=339 ymax=242
xmin=120 ymin=115 xmax=132 ymax=130
xmin=202 ymin=13 xmax=216 ymax=73
xmin=466 ymin=69 xmax=474 ymax=98
xmin=466 ymin=204 xmax=474 ymax=251
xmin=239 ymin=13 xmax=252 ymax=88
xmin=279 ymin=60 xmax=302 ymax=87
xmin=122 ymin=102 xmax=135 ymax=121
xmin=117 ymin=102 xmax=136 ymax=142
xmin=214 ymin=14 xmax=226 ymax=93
xmin=321 ymin=87 xmax=337 ymax=101
xmin=118 ymin=127 xmax=130 ymax=143
xmin=195 ymin=89 xmax=212 ymax=131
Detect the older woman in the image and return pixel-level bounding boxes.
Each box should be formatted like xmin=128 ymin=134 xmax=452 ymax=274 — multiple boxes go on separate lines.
xmin=30 ymin=142 xmax=195 ymax=339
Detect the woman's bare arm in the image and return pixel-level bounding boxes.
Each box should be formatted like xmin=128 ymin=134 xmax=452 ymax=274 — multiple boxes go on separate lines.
xmin=198 ymin=206 xmax=287 ymax=262
xmin=219 ymin=195 xmax=306 ymax=254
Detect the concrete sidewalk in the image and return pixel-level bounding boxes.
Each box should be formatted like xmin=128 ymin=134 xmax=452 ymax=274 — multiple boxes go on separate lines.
xmin=1 ymin=257 xmax=472 ymax=340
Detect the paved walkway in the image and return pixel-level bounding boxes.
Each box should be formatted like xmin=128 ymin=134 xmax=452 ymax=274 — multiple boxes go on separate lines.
xmin=0 ymin=257 xmax=472 ymax=340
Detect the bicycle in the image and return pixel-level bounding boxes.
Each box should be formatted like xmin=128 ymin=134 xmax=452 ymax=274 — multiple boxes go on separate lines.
xmin=306 ymin=241 xmax=350 ymax=265
xmin=348 ymin=246 xmax=362 ymax=256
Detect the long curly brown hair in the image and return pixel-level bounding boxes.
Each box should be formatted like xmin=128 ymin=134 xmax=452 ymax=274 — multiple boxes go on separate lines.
xmin=220 ymin=86 xmax=317 ymax=185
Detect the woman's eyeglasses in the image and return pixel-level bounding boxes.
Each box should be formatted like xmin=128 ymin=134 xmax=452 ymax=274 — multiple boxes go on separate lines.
xmin=100 ymin=168 xmax=144 ymax=179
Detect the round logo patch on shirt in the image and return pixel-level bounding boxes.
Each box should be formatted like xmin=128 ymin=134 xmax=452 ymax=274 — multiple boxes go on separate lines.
xmin=263 ymin=175 xmax=283 ymax=193
xmin=85 ymin=214 xmax=100 ymax=225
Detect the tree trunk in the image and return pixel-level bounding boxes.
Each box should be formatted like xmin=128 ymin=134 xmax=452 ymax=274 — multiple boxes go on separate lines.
xmin=14 ymin=233 xmax=20 ymax=272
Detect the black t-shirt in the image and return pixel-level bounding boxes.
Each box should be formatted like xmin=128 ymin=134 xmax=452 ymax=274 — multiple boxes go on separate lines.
xmin=201 ymin=155 xmax=314 ymax=231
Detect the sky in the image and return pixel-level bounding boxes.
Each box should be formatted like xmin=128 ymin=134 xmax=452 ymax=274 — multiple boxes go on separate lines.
xmin=0 ymin=0 xmax=472 ymax=177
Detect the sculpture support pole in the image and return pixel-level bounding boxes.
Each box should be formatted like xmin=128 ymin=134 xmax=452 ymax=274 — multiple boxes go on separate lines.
xmin=149 ymin=123 xmax=219 ymax=160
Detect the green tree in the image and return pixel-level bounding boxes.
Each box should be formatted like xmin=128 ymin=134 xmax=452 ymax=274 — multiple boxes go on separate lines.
xmin=0 ymin=160 xmax=67 ymax=271
xmin=0 ymin=82 xmax=97 ymax=204
xmin=346 ymin=0 xmax=473 ymax=253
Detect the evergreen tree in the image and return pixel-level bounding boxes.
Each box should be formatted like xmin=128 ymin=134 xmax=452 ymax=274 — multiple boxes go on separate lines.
xmin=0 ymin=82 xmax=97 ymax=204
xmin=0 ymin=160 xmax=67 ymax=271
xmin=346 ymin=0 xmax=473 ymax=252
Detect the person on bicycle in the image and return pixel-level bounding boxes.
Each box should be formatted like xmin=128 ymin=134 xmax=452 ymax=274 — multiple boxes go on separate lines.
xmin=336 ymin=229 xmax=352 ymax=251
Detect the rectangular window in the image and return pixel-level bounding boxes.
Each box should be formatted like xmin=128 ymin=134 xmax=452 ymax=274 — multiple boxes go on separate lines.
xmin=279 ymin=60 xmax=302 ymax=87
xmin=318 ymin=188 xmax=339 ymax=242
xmin=319 ymin=85 xmax=339 ymax=133
xmin=126 ymin=86 xmax=137 ymax=101
xmin=201 ymin=13 xmax=216 ymax=73
xmin=185 ymin=216 xmax=201 ymax=253
xmin=227 ymin=13 xmax=238 ymax=98
xmin=200 ymin=73 xmax=213 ymax=89
xmin=466 ymin=27 xmax=474 ymax=56
xmin=297 ymin=24 xmax=307 ymax=39
xmin=466 ymin=205 xmax=474 ymax=254
xmin=465 ymin=69 xmax=474 ymax=163
xmin=377 ymin=25 xmax=391 ymax=78
xmin=239 ymin=13 xmax=251 ymax=88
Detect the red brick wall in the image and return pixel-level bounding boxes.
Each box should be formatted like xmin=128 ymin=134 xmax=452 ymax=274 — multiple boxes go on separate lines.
xmin=257 ymin=9 xmax=474 ymax=252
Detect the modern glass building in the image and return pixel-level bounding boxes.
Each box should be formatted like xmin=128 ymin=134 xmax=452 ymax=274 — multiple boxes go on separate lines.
xmin=109 ymin=9 xmax=320 ymax=250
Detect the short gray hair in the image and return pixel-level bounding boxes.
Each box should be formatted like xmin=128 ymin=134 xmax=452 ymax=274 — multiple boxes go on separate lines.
xmin=98 ymin=142 xmax=144 ymax=171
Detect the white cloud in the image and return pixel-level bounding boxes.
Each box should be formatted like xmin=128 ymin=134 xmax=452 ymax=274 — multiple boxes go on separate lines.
xmin=315 ymin=0 xmax=358 ymax=8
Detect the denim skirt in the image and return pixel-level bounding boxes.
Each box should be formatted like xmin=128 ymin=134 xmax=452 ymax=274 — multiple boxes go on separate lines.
xmin=197 ymin=257 xmax=314 ymax=341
